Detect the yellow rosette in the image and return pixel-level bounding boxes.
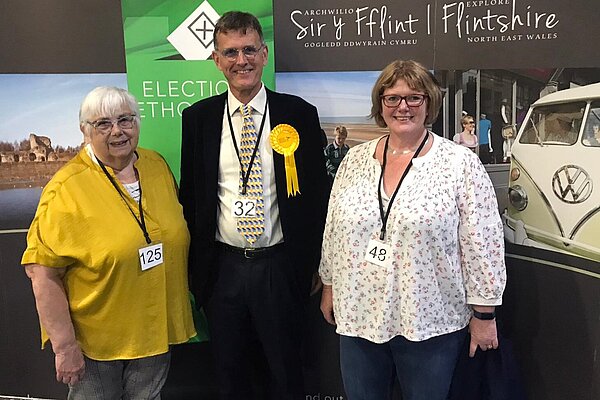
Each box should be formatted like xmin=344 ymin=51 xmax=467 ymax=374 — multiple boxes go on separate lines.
xmin=270 ymin=124 xmax=300 ymax=197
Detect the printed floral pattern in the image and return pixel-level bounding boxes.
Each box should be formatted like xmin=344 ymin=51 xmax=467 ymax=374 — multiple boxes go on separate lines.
xmin=319 ymin=134 xmax=506 ymax=343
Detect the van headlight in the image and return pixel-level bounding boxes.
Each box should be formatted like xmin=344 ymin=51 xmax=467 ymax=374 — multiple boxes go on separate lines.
xmin=508 ymin=185 xmax=528 ymax=211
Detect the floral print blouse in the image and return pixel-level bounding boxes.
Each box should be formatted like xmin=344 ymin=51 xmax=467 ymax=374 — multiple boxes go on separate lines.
xmin=319 ymin=133 xmax=506 ymax=343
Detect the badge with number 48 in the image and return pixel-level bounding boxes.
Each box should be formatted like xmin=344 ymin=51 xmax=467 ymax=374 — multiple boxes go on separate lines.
xmin=364 ymin=238 xmax=391 ymax=267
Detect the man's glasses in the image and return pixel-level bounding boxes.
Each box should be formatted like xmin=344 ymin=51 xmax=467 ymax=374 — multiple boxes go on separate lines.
xmin=381 ymin=94 xmax=428 ymax=108
xmin=218 ymin=45 xmax=265 ymax=61
xmin=87 ymin=114 xmax=136 ymax=133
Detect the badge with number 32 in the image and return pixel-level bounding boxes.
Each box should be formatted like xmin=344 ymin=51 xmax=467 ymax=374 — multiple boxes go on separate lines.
xmin=231 ymin=198 xmax=257 ymax=218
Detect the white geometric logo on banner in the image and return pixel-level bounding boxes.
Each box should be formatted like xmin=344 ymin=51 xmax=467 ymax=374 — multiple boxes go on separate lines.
xmin=167 ymin=1 xmax=220 ymax=60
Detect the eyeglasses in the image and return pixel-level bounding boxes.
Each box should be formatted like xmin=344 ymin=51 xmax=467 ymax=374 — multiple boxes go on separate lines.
xmin=381 ymin=94 xmax=428 ymax=108
xmin=87 ymin=114 xmax=136 ymax=133
xmin=466 ymin=121 xmax=475 ymax=125
xmin=218 ymin=44 xmax=265 ymax=61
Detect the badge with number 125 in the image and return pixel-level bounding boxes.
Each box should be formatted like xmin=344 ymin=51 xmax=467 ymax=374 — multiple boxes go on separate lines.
xmin=138 ymin=242 xmax=163 ymax=271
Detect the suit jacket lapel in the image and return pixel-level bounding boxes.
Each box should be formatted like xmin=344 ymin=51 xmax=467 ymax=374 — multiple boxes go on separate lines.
xmin=265 ymin=90 xmax=289 ymax=204
xmin=205 ymin=93 xmax=227 ymax=214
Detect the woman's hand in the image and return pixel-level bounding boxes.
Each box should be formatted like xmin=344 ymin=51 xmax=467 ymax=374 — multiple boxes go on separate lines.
xmin=468 ymin=312 xmax=499 ymax=357
xmin=55 ymin=343 xmax=85 ymax=385
xmin=320 ymin=285 xmax=336 ymax=325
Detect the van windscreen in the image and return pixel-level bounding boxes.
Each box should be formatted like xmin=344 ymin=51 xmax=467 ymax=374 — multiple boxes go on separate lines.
xmin=520 ymin=101 xmax=585 ymax=146
xmin=582 ymin=101 xmax=600 ymax=147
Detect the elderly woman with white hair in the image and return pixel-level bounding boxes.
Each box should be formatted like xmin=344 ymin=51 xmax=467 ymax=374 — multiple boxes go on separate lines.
xmin=22 ymin=86 xmax=196 ymax=399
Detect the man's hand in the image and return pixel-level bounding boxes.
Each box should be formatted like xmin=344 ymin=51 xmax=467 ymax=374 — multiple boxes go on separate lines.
xmin=55 ymin=344 xmax=85 ymax=385
xmin=320 ymin=285 xmax=336 ymax=325
xmin=310 ymin=272 xmax=323 ymax=296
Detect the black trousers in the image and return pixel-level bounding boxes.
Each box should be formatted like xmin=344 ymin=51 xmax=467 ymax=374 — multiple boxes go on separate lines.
xmin=205 ymin=244 xmax=306 ymax=400
xmin=478 ymin=144 xmax=492 ymax=164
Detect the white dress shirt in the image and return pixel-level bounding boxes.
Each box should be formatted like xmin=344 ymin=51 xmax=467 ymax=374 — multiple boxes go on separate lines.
xmin=215 ymin=85 xmax=283 ymax=248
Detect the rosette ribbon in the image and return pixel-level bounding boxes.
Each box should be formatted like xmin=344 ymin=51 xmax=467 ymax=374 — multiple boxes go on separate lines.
xmin=270 ymin=124 xmax=300 ymax=197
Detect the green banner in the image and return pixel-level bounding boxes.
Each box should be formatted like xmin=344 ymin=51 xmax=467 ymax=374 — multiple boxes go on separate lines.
xmin=121 ymin=0 xmax=275 ymax=343
xmin=121 ymin=0 xmax=275 ymax=181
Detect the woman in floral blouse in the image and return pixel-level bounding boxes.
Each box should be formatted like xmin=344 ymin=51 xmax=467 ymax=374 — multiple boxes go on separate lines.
xmin=319 ymin=60 xmax=506 ymax=400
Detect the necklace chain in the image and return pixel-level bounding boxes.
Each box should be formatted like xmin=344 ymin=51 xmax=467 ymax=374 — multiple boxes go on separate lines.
xmin=387 ymin=132 xmax=429 ymax=156
xmin=388 ymin=147 xmax=414 ymax=155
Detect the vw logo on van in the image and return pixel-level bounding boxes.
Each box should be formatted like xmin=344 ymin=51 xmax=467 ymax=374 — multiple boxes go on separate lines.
xmin=552 ymin=165 xmax=593 ymax=204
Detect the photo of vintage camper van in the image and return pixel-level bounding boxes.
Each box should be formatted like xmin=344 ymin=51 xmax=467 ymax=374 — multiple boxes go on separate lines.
xmin=504 ymin=83 xmax=600 ymax=262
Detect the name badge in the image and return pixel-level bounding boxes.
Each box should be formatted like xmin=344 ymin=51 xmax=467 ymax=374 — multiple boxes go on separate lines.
xmin=138 ymin=242 xmax=163 ymax=271
xmin=231 ymin=198 xmax=257 ymax=218
xmin=365 ymin=238 xmax=391 ymax=268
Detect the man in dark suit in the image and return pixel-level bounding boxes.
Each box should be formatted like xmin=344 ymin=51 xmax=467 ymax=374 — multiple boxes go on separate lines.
xmin=179 ymin=11 xmax=329 ymax=400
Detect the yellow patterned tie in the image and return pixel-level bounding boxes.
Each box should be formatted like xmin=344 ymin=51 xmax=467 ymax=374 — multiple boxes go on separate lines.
xmin=237 ymin=104 xmax=265 ymax=244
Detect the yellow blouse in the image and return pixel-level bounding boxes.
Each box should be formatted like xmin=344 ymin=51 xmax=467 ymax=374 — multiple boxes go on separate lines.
xmin=22 ymin=147 xmax=196 ymax=360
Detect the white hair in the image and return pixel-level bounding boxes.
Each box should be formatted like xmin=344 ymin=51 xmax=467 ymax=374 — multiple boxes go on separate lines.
xmin=79 ymin=87 xmax=140 ymax=133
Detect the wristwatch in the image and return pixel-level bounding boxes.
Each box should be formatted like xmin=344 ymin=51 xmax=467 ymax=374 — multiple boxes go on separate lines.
xmin=472 ymin=310 xmax=496 ymax=320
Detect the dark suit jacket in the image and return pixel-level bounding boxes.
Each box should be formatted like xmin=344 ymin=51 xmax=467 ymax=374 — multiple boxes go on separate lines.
xmin=179 ymin=88 xmax=330 ymax=307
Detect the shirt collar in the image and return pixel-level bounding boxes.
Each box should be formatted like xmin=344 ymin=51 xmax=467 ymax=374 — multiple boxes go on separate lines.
xmin=85 ymin=143 xmax=100 ymax=166
xmin=227 ymin=83 xmax=267 ymax=117
xmin=412 ymin=132 xmax=438 ymax=169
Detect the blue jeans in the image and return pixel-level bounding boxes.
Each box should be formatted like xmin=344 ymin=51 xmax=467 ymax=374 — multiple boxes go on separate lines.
xmin=68 ymin=351 xmax=171 ymax=400
xmin=340 ymin=328 xmax=467 ymax=400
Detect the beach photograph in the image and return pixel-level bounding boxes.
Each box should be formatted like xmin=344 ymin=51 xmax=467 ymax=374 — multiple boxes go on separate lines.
xmin=276 ymin=71 xmax=387 ymax=146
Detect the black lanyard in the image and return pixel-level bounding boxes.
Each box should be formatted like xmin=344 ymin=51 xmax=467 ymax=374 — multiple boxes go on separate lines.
xmin=377 ymin=131 xmax=429 ymax=241
xmin=96 ymin=153 xmax=151 ymax=245
xmin=226 ymin=98 xmax=269 ymax=195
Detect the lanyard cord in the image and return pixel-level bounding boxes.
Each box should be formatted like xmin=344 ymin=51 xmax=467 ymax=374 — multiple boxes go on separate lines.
xmin=96 ymin=153 xmax=151 ymax=244
xmin=226 ymin=98 xmax=269 ymax=195
xmin=377 ymin=131 xmax=429 ymax=241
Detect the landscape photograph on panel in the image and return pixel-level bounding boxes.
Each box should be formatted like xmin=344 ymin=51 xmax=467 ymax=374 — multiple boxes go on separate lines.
xmin=0 ymin=73 xmax=127 ymax=230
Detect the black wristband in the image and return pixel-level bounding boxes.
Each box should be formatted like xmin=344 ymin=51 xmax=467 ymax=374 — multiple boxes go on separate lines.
xmin=472 ymin=310 xmax=496 ymax=320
